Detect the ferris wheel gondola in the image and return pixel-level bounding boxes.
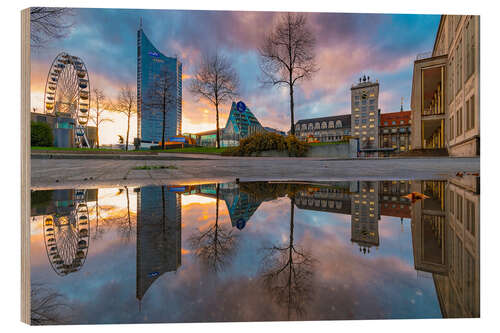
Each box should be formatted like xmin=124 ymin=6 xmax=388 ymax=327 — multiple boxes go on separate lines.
xmin=43 ymin=52 xmax=92 ymax=148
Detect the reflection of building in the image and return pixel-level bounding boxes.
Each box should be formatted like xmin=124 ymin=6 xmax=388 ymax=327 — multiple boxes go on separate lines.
xmin=379 ymin=181 xmax=412 ymax=218
xmin=350 ymin=181 xmax=380 ymax=253
xmin=411 ymin=15 xmax=479 ymax=156
xmin=351 ymin=76 xmax=380 ymax=157
xmin=434 ymin=176 xmax=479 ymax=317
xmin=136 ymin=186 xmax=182 ymax=301
xmin=411 ymin=180 xmax=447 ymax=274
xmin=294 ymin=183 xmax=351 ymax=214
xmin=137 ymin=24 xmax=182 ymax=146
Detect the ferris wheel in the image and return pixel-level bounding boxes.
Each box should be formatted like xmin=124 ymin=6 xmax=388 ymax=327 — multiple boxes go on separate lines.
xmin=44 ymin=52 xmax=91 ymax=148
xmin=43 ymin=190 xmax=90 ymax=276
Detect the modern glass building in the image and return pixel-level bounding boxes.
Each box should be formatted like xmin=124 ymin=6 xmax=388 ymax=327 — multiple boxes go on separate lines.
xmin=137 ymin=26 xmax=182 ymax=145
xmin=221 ymin=101 xmax=264 ymax=146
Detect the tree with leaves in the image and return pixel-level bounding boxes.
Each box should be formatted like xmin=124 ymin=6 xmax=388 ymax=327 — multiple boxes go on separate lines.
xmin=144 ymin=68 xmax=178 ymax=149
xmin=30 ymin=7 xmax=74 ymax=48
xmin=113 ymin=85 xmax=137 ymax=150
xmin=190 ymin=53 xmax=239 ymax=148
xmin=259 ymin=12 xmax=318 ymax=135
xmin=90 ymin=88 xmax=113 ymax=148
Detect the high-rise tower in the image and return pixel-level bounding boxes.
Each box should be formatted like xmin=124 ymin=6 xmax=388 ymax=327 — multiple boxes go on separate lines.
xmin=137 ymin=25 xmax=182 ymax=146
xmin=351 ymin=75 xmax=379 ymax=157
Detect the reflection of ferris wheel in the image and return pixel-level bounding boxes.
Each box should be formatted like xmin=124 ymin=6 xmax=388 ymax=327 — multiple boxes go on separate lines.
xmin=44 ymin=52 xmax=91 ymax=148
xmin=43 ymin=190 xmax=90 ymax=276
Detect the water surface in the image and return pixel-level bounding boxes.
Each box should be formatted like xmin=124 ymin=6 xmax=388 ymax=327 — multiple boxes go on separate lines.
xmin=30 ymin=178 xmax=479 ymax=324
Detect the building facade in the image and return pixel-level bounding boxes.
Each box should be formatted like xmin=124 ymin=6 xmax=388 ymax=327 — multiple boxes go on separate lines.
xmin=295 ymin=114 xmax=351 ymax=142
xmin=379 ymin=111 xmax=412 ymax=156
xmin=351 ymin=76 xmax=380 ymax=157
xmin=137 ymin=26 xmax=182 ymax=146
xmin=411 ymin=15 xmax=479 ymax=156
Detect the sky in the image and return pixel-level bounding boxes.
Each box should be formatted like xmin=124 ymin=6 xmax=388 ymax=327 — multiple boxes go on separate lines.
xmin=31 ymin=8 xmax=440 ymax=144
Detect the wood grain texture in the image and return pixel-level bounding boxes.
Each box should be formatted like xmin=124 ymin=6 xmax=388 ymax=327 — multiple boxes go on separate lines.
xmin=21 ymin=7 xmax=31 ymax=325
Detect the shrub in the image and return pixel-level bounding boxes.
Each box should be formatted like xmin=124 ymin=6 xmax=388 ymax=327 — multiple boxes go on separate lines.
xmin=222 ymin=132 xmax=309 ymax=157
xmin=31 ymin=121 xmax=53 ymax=147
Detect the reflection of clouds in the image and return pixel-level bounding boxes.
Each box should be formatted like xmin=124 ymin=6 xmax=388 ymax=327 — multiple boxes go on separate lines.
xmin=30 ymin=184 xmax=442 ymax=323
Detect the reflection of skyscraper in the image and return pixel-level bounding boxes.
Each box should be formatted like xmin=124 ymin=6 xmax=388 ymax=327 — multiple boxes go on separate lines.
xmin=350 ymin=181 xmax=380 ymax=254
xmin=136 ymin=186 xmax=181 ymax=301
xmin=137 ymin=24 xmax=182 ymax=146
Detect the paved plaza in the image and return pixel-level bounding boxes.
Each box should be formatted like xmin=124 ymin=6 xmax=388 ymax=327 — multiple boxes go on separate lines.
xmin=30 ymin=154 xmax=480 ymax=189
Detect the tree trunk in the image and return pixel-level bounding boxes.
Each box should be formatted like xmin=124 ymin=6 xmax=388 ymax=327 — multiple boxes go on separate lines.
xmin=289 ymin=84 xmax=295 ymax=136
xmin=125 ymin=109 xmax=130 ymax=151
xmin=161 ymin=94 xmax=166 ymax=150
xmin=215 ymin=103 xmax=220 ymax=149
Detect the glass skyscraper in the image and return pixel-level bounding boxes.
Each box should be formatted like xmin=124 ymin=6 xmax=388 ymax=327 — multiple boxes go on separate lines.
xmin=137 ymin=26 xmax=182 ymax=145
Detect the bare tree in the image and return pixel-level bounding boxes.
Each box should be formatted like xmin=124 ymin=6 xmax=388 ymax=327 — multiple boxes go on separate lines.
xmin=189 ymin=183 xmax=238 ymax=272
xmin=190 ymin=53 xmax=239 ymax=148
xmin=90 ymin=88 xmax=113 ymax=148
xmin=259 ymin=196 xmax=315 ymax=320
xmin=144 ymin=68 xmax=178 ymax=149
xmin=31 ymin=283 xmax=72 ymax=325
xmin=30 ymin=7 xmax=74 ymax=48
xmin=259 ymin=12 xmax=318 ymax=135
xmin=113 ymin=85 xmax=137 ymax=150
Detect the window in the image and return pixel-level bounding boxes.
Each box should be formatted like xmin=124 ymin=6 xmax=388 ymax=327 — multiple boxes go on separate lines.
xmin=450 ymin=115 xmax=455 ymax=139
xmin=369 ymin=105 xmax=375 ymax=111
xmin=466 ymin=95 xmax=475 ymax=131
xmin=384 ymin=121 xmax=388 ymax=126
xmin=321 ymin=122 xmax=327 ymax=129
xmin=449 ymin=56 xmax=454 ymax=105
xmin=456 ymin=108 xmax=463 ymax=136
xmin=355 ymin=95 xmax=360 ymax=100
xmin=465 ymin=18 xmax=475 ymax=79
xmin=361 ymin=106 xmax=367 ymax=112
xmin=328 ymin=121 xmax=334 ymax=128
xmin=369 ymin=99 xmax=375 ymax=105
xmin=457 ymin=194 xmax=463 ymax=223
xmin=355 ymin=120 xmax=359 ymax=125
xmin=400 ymin=120 xmax=405 ymax=124
xmin=335 ymin=120 xmax=342 ymax=128
xmin=466 ymin=199 xmax=475 ymax=236
xmin=456 ymin=38 xmax=462 ymax=95
xmin=361 ymin=119 xmax=366 ymax=124
xmin=392 ymin=121 xmax=396 ymax=125
xmin=449 ymin=190 xmax=455 ymax=214
xmin=362 ymin=99 xmax=367 ymax=105
xmin=369 ymin=136 xmax=375 ymax=141
xmin=369 ymin=118 xmax=375 ymax=122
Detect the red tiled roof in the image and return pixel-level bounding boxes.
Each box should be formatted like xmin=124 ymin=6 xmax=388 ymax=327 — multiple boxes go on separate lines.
xmin=380 ymin=111 xmax=412 ymax=127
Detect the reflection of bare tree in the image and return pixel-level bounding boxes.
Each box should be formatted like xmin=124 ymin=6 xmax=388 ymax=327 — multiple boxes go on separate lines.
xmin=189 ymin=184 xmax=238 ymax=272
xmin=31 ymin=283 xmax=71 ymax=325
xmin=260 ymin=197 xmax=315 ymax=320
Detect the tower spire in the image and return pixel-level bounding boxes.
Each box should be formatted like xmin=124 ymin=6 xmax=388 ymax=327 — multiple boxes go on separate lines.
xmin=139 ymin=17 xmax=143 ymax=30
xmin=400 ymin=97 xmax=404 ymax=112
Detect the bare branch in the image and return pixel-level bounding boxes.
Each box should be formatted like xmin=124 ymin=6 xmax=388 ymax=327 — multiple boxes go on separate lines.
xmin=190 ymin=52 xmax=239 ymax=148
xmin=30 ymin=7 xmax=74 ymax=48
